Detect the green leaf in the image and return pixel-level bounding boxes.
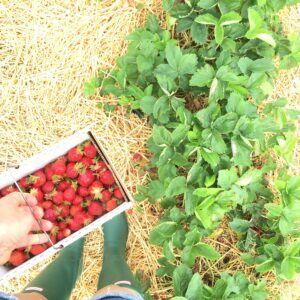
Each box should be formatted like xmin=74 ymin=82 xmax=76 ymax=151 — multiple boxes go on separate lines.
xmin=229 ymin=218 xmax=250 ymax=234
xmin=84 ymin=77 xmax=101 ymax=96
xmin=194 ymin=188 xmax=223 ymax=198
xmin=191 ymin=22 xmax=208 ymax=44
xmin=247 ymin=8 xmax=263 ymax=30
xmin=213 ymin=112 xmax=238 ymax=134
xmin=166 ymin=176 xmax=187 ymax=198
xmin=195 ymin=208 xmax=212 ymax=228
xmin=281 ymin=257 xmax=295 ymax=280
xmin=171 ymin=124 xmax=189 ymax=145
xmin=217 ymin=169 xmax=238 ymax=189
xmin=189 ymin=64 xmax=215 ymax=87
xmin=255 ymin=259 xmax=275 ymax=273
xmin=264 ymin=203 xmax=283 ymax=218
xmin=173 ymin=264 xmax=192 ymax=296
xmin=165 ymin=41 xmax=182 ymax=70
xmin=236 ymin=169 xmax=262 ymax=186
xmin=162 ymin=0 xmax=175 ymax=11
xmin=149 ymin=221 xmax=178 ymax=245
xmin=152 ymin=125 xmax=172 ymax=146
xmin=185 ymin=273 xmax=203 ymax=300
xmin=284 ymin=240 xmax=300 ymax=257
xmin=195 ymin=13 xmax=218 ymax=25
xmin=200 ymin=148 xmax=220 ymax=167
xmin=219 ymin=12 xmax=241 ymax=26
xmin=140 ymin=96 xmax=156 ymax=115
xmin=178 ymin=54 xmax=198 ymax=76
xmin=215 ymin=23 xmax=224 ymax=45
xmin=148 ymin=180 xmax=165 ymax=202
xmin=195 ymin=242 xmax=220 ymax=260
xmin=153 ymin=96 xmax=170 ymax=124
xmin=136 ymin=55 xmax=154 ymax=74
xmin=197 ymin=0 xmax=217 ymax=9
xmin=241 ymin=253 xmax=255 ymax=265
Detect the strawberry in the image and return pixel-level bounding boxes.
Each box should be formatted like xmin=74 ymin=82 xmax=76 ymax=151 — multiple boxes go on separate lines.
xmin=46 ymin=235 xmax=57 ymax=248
xmin=58 ymin=204 xmax=70 ymax=217
xmin=73 ymin=195 xmax=83 ymax=205
xmin=84 ymin=142 xmax=97 ymax=159
xmin=132 ymin=153 xmax=142 ymax=162
xmin=63 ymin=187 xmax=76 ymax=203
xmin=101 ymin=189 xmax=112 ymax=202
xmin=30 ymin=244 xmax=46 ymax=256
xmin=68 ymin=218 xmax=83 ymax=232
xmin=78 ymin=186 xmax=89 ymax=197
xmin=88 ymin=180 xmax=103 ymax=199
xmin=73 ymin=211 xmax=86 ymax=225
xmin=51 ymin=158 xmax=66 ymax=176
xmin=57 ymin=180 xmax=70 ymax=191
xmin=9 ymin=250 xmax=27 ymax=267
xmin=52 ymin=190 xmax=64 ymax=205
xmin=19 ymin=177 xmax=31 ymax=188
xmin=106 ymin=199 xmax=117 ymax=211
xmin=58 ymin=221 xmax=67 ymax=230
xmin=67 ymin=147 xmax=83 ymax=162
xmin=62 ymin=228 xmax=71 ymax=237
xmin=92 ymin=160 xmax=107 ymax=173
xmin=1 ymin=186 xmax=18 ymax=196
xmin=66 ymin=162 xmax=85 ymax=179
xmin=78 ymin=169 xmax=95 ymax=187
xmin=42 ymin=201 xmax=53 ymax=210
xmin=30 ymin=188 xmax=44 ymax=202
xmin=88 ymin=201 xmax=104 ymax=216
xmin=30 ymin=170 xmax=46 ymax=188
xmin=45 ymin=165 xmax=55 ymax=181
xmin=84 ymin=212 xmax=95 ymax=225
xmin=57 ymin=231 xmax=65 ymax=241
xmin=44 ymin=208 xmax=57 ymax=222
xmin=80 ymin=156 xmax=93 ymax=167
xmin=70 ymin=205 xmax=83 ymax=217
xmin=99 ymin=170 xmax=115 ymax=185
xmin=113 ymin=187 xmax=123 ymax=200
xmin=42 ymin=181 xmax=54 ymax=193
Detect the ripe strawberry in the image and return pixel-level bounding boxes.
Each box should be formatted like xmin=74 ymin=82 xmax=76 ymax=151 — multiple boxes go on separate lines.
xmin=62 ymin=228 xmax=71 ymax=237
xmin=58 ymin=204 xmax=70 ymax=217
xmin=88 ymin=201 xmax=104 ymax=216
xmin=84 ymin=142 xmax=97 ymax=159
xmin=101 ymin=189 xmax=112 ymax=202
xmin=58 ymin=221 xmax=67 ymax=230
xmin=45 ymin=165 xmax=55 ymax=181
xmin=99 ymin=170 xmax=115 ymax=185
xmin=30 ymin=244 xmax=46 ymax=256
xmin=78 ymin=186 xmax=89 ymax=197
xmin=68 ymin=218 xmax=83 ymax=232
xmin=51 ymin=158 xmax=66 ymax=176
xmin=70 ymin=205 xmax=83 ymax=217
xmin=67 ymin=147 xmax=83 ymax=162
xmin=92 ymin=160 xmax=107 ymax=173
xmin=30 ymin=188 xmax=44 ymax=202
xmin=52 ymin=190 xmax=64 ymax=205
xmin=78 ymin=169 xmax=95 ymax=187
xmin=44 ymin=208 xmax=57 ymax=222
xmin=106 ymin=199 xmax=117 ymax=211
xmin=80 ymin=156 xmax=93 ymax=167
xmin=19 ymin=177 xmax=31 ymax=188
xmin=88 ymin=180 xmax=103 ymax=199
xmin=57 ymin=231 xmax=65 ymax=241
xmin=46 ymin=235 xmax=57 ymax=248
xmin=42 ymin=181 xmax=54 ymax=193
xmin=113 ymin=187 xmax=123 ymax=200
xmin=64 ymin=187 xmax=76 ymax=203
xmin=9 ymin=250 xmax=27 ymax=267
xmin=73 ymin=211 xmax=86 ymax=225
xmin=30 ymin=170 xmax=46 ymax=188
xmin=84 ymin=212 xmax=95 ymax=225
xmin=57 ymin=180 xmax=70 ymax=191
xmin=66 ymin=162 xmax=85 ymax=179
xmin=73 ymin=195 xmax=83 ymax=205
xmin=1 ymin=186 xmax=18 ymax=196
xmin=132 ymin=153 xmax=142 ymax=162
xmin=42 ymin=201 xmax=54 ymax=210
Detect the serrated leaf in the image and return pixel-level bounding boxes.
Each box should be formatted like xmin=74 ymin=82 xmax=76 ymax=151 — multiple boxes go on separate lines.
xmin=173 ymin=264 xmax=192 ymax=296
xmin=185 ymin=273 xmax=203 ymax=300
xmin=218 ymin=169 xmax=238 ymax=189
xmin=281 ymin=257 xmax=295 ymax=280
xmin=165 ymin=176 xmax=187 ymax=197
xmin=255 ymin=259 xmax=275 ymax=273
xmin=190 ymin=64 xmax=215 ymax=87
xmin=191 ymin=22 xmax=208 ymax=44
xmin=140 ymin=96 xmax=156 ymax=115
xmin=200 ymin=148 xmax=220 ymax=167
xmin=229 ymin=218 xmax=250 ymax=234
xmin=152 ymin=125 xmax=172 ymax=146
xmin=215 ymin=23 xmax=224 ymax=44
xmin=195 ymin=13 xmax=218 ymax=25
xmin=219 ymin=12 xmax=241 ymax=26
xmin=236 ymin=169 xmax=262 ymax=186
xmin=149 ymin=221 xmax=178 ymax=245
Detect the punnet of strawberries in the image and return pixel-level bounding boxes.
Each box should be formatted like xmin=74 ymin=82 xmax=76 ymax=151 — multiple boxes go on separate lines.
xmin=1 ymin=140 xmax=125 ymax=267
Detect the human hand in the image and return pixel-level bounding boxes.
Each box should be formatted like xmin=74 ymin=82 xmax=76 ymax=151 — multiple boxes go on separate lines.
xmin=0 ymin=192 xmax=53 ymax=265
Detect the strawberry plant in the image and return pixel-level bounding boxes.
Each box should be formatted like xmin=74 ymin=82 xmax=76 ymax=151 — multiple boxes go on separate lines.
xmin=1 ymin=140 xmax=126 ymax=268
xmin=86 ymin=0 xmax=300 ymax=298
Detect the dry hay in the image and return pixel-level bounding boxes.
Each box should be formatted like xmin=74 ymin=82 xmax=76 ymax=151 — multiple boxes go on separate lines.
xmin=0 ymin=1 xmax=299 ymax=300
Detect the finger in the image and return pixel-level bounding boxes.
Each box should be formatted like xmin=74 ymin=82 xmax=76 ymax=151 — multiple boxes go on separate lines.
xmin=31 ymin=219 xmax=53 ymax=232
xmin=9 ymin=192 xmax=37 ymax=207
xmin=18 ymin=234 xmax=49 ymax=248
xmin=21 ymin=205 xmax=44 ymax=220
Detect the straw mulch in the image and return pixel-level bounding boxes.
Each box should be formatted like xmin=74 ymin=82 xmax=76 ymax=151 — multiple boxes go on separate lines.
xmin=0 ymin=1 xmax=299 ymax=299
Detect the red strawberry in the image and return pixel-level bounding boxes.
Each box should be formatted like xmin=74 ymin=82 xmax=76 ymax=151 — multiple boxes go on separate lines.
xmin=113 ymin=187 xmax=123 ymax=200
xmin=42 ymin=201 xmax=53 ymax=210
xmin=73 ymin=195 xmax=83 ymax=205
xmin=88 ymin=201 xmax=104 ymax=216
xmin=68 ymin=218 xmax=83 ymax=232
xmin=84 ymin=212 xmax=94 ymax=225
xmin=42 ymin=181 xmax=54 ymax=193
xmin=62 ymin=228 xmax=71 ymax=237
xmin=84 ymin=142 xmax=97 ymax=159
xmin=80 ymin=156 xmax=93 ymax=167
xmin=46 ymin=235 xmax=57 ymax=248
xmin=58 ymin=204 xmax=70 ymax=217
xmin=70 ymin=205 xmax=83 ymax=217
xmin=88 ymin=181 xmax=103 ymax=199
xmin=19 ymin=177 xmax=31 ymax=188
xmin=52 ymin=190 xmax=64 ymax=205
xmin=51 ymin=158 xmax=66 ymax=176
xmin=66 ymin=162 xmax=85 ymax=179
xmin=30 ymin=170 xmax=46 ymax=188
xmin=101 ymin=189 xmax=112 ymax=202
xmin=58 ymin=221 xmax=67 ymax=230
xmin=44 ymin=208 xmax=57 ymax=222
xmin=132 ymin=153 xmax=142 ymax=162
xmin=57 ymin=231 xmax=65 ymax=241
xmin=30 ymin=188 xmax=44 ymax=202
xmin=73 ymin=211 xmax=86 ymax=225
xmin=99 ymin=170 xmax=115 ymax=185
xmin=92 ymin=160 xmax=107 ymax=173
xmin=106 ymin=199 xmax=117 ymax=211
xmin=9 ymin=250 xmax=27 ymax=267
xmin=30 ymin=244 xmax=46 ymax=256
xmin=64 ymin=187 xmax=76 ymax=203
xmin=67 ymin=147 xmax=83 ymax=162
xmin=78 ymin=186 xmax=89 ymax=197
xmin=1 ymin=186 xmax=18 ymax=196
xmin=57 ymin=180 xmax=70 ymax=191
xmin=45 ymin=165 xmax=55 ymax=181
xmin=78 ymin=169 xmax=95 ymax=187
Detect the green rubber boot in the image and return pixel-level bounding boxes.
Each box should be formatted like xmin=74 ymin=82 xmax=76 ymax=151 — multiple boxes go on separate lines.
xmin=98 ymin=213 xmax=140 ymax=292
xmin=23 ymin=238 xmax=85 ymax=300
